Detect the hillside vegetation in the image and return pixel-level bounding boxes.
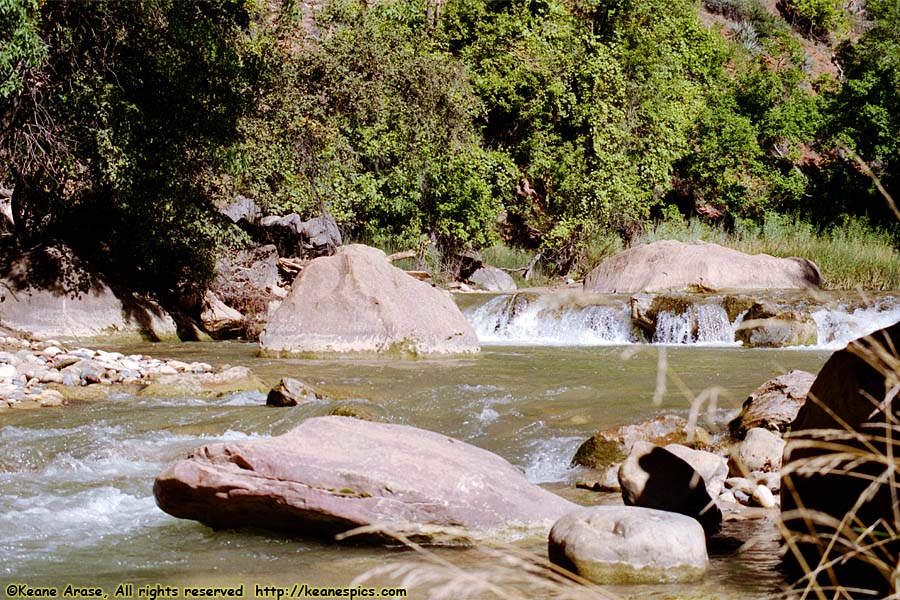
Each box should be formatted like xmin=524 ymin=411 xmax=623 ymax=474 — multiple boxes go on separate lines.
xmin=1 ymin=0 xmax=899 ymax=295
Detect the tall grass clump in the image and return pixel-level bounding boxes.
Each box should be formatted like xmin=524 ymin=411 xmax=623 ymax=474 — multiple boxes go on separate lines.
xmin=780 ymin=325 xmax=900 ymax=598
xmin=637 ymin=215 xmax=900 ymax=290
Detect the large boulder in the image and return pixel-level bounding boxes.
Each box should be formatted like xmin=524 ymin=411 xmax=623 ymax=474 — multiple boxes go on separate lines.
xmin=259 ymin=245 xmax=480 ymax=356
xmin=154 ymin=416 xmax=577 ymax=539
xmin=548 ymin=506 xmax=708 ymax=584
xmin=618 ymin=441 xmax=722 ymax=535
xmin=781 ymin=321 xmax=900 ymax=595
xmin=0 ymin=244 xmax=178 ymax=341
xmin=584 ymin=240 xmax=821 ymax=293
xmin=729 ymin=370 xmax=815 ymax=438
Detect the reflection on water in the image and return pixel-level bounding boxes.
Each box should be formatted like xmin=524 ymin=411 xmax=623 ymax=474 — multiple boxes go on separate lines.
xmin=1 ymin=342 xmax=830 ymax=597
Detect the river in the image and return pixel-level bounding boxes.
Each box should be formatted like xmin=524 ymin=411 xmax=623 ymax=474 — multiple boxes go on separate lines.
xmin=2 ymin=292 xmax=898 ymax=599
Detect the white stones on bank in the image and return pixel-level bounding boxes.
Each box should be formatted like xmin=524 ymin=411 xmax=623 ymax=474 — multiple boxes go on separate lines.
xmin=0 ymin=336 xmax=258 ymax=408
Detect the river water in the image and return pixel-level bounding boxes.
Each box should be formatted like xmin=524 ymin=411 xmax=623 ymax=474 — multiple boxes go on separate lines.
xmin=2 ymin=292 xmax=899 ymax=599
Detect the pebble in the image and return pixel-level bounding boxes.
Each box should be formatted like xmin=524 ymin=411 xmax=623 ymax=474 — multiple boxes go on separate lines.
xmin=0 ymin=338 xmax=241 ymax=409
xmin=751 ymin=485 xmax=777 ymax=508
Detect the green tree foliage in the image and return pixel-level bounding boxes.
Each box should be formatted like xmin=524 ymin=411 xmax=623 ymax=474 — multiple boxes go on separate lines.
xmin=0 ymin=0 xmax=45 ymax=100
xmin=779 ymin=0 xmax=849 ymax=40
xmin=234 ymin=0 xmax=510 ymax=254
xmin=0 ymin=0 xmax=267 ymax=295
xmin=820 ymin=0 xmax=900 ymax=224
xmin=672 ymin=0 xmax=823 ymax=221
xmin=2 ymin=0 xmax=898 ymax=293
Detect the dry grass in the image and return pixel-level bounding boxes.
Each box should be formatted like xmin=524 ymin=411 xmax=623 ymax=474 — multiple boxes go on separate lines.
xmin=337 ymin=526 xmax=616 ymax=600
xmin=779 ymin=330 xmax=900 ymax=599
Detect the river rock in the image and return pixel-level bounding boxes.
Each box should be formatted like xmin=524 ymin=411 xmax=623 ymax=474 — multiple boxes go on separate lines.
xmin=200 ymin=291 xmax=243 ymax=339
xmin=781 ymin=321 xmax=900 ymax=594
xmin=735 ymin=313 xmax=818 ymax=348
xmin=154 ymin=416 xmax=577 ymax=539
xmin=751 ymin=484 xmax=777 ymax=508
xmin=259 ymin=212 xmax=342 ymax=258
xmin=572 ymin=414 xmax=711 ymax=470
xmin=266 ymin=377 xmax=324 ymax=407
xmin=618 ymin=441 xmax=722 ymax=535
xmin=583 ymin=240 xmax=821 ymax=293
xmin=548 ymin=506 xmax=708 ymax=584
xmin=728 ymin=370 xmax=815 ymax=438
xmin=0 ymin=244 xmax=178 ymax=341
xmin=467 ymin=266 xmax=517 ymax=292
xmin=138 ymin=366 xmax=266 ymax=398
xmin=664 ymin=443 xmax=728 ymax=499
xmin=259 ymin=245 xmax=479 ymax=356
xmin=729 ymin=427 xmax=785 ymax=475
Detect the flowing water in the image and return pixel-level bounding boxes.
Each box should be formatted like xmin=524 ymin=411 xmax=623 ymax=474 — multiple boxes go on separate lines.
xmin=3 ymin=291 xmax=900 ymax=599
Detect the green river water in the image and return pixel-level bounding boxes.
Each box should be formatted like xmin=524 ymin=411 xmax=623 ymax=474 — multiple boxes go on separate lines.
xmin=0 ymin=341 xmax=833 ymax=599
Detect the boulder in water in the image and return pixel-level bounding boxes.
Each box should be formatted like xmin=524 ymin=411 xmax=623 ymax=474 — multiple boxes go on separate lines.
xmin=584 ymin=240 xmax=821 ymax=293
xmin=729 ymin=370 xmax=815 ymax=438
xmin=617 ymin=441 xmax=722 ymax=535
xmin=735 ymin=313 xmax=818 ymax=348
xmin=548 ymin=505 xmax=708 ymax=584
xmin=781 ymin=321 xmax=900 ymax=595
xmin=572 ymin=414 xmax=711 ymax=470
xmin=153 ymin=416 xmax=577 ymax=539
xmin=266 ymin=377 xmax=324 ymax=407
xmin=259 ymin=245 xmax=479 ymax=356
xmin=728 ymin=427 xmax=785 ymax=475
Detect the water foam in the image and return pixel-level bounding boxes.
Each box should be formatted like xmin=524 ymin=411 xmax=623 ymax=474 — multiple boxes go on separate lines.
xmin=466 ymin=295 xmax=634 ymax=345
xmin=464 ymin=292 xmax=900 ymax=349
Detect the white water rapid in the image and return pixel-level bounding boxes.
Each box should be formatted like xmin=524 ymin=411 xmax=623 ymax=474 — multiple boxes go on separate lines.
xmin=463 ymin=291 xmax=900 ymax=349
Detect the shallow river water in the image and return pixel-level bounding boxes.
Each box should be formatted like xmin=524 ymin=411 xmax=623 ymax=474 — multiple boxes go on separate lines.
xmin=0 ymin=337 xmax=836 ymax=600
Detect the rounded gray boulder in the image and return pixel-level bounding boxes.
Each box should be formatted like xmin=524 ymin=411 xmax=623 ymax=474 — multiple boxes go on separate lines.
xmin=549 ymin=505 xmax=709 ymax=584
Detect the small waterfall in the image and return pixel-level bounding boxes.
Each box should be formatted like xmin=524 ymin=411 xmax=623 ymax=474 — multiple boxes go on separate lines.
xmin=463 ymin=292 xmax=900 ymax=349
xmin=465 ymin=294 xmax=635 ymax=345
xmin=812 ymin=297 xmax=900 ymax=350
xmin=652 ymin=304 xmax=734 ymax=345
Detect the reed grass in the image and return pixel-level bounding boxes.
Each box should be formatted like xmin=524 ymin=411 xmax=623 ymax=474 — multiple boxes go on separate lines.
xmin=636 ymin=216 xmax=900 ymax=291
xmin=339 ymin=526 xmax=616 ymax=600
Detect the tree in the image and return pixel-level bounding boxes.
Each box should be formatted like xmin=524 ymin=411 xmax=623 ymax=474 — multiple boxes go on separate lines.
xmin=0 ymin=0 xmax=268 ymax=296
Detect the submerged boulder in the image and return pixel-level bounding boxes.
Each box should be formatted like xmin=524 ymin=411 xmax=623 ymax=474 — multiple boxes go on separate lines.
xmin=549 ymin=506 xmax=708 ymax=584
xmin=781 ymin=321 xmax=900 ymax=595
xmin=584 ymin=240 xmax=821 ymax=293
xmin=0 ymin=244 xmax=178 ymax=342
xmin=154 ymin=416 xmax=575 ymax=539
xmin=138 ymin=366 xmax=266 ymax=398
xmin=729 ymin=370 xmax=815 ymax=438
xmin=259 ymin=245 xmax=479 ymax=356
